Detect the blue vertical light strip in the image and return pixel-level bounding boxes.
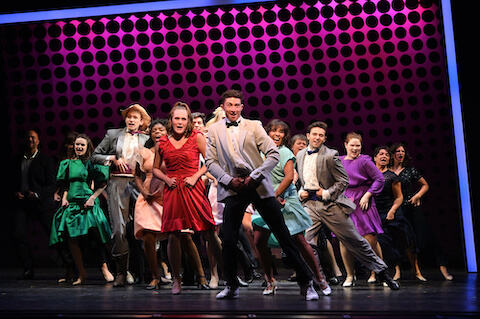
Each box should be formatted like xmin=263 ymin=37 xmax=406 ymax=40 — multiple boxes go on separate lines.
xmin=440 ymin=0 xmax=477 ymax=272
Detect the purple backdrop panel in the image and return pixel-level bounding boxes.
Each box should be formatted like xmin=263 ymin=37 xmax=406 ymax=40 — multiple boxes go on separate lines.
xmin=1 ymin=0 xmax=463 ymax=267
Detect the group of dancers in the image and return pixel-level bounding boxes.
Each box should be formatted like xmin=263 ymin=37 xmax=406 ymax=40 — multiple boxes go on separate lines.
xmin=12 ymin=89 xmax=452 ymax=301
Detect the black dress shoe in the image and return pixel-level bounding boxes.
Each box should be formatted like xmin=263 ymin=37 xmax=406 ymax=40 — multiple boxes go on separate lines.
xmin=17 ymin=269 xmax=34 ymax=280
xmin=237 ymin=276 xmax=249 ymax=287
xmin=328 ymin=276 xmax=340 ymax=285
xmin=377 ymin=270 xmax=400 ymax=290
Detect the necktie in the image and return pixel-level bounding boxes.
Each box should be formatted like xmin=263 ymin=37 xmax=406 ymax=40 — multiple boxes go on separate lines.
xmin=307 ymin=148 xmax=319 ymax=155
xmin=127 ymin=130 xmax=140 ymax=135
xmin=226 ymin=121 xmax=239 ymax=128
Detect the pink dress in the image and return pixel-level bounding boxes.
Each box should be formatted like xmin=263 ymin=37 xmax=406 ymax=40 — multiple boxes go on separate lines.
xmin=158 ymin=130 xmax=215 ymax=232
xmin=133 ymin=148 xmax=165 ymax=240
xmin=340 ymin=154 xmax=385 ymax=236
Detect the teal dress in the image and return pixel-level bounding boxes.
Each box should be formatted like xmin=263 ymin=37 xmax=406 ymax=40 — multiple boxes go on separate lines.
xmin=252 ymin=146 xmax=313 ymax=247
xmin=49 ymin=159 xmax=112 ymax=246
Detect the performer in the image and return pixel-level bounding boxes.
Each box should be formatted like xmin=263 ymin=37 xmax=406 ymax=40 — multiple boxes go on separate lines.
xmin=91 ymin=103 xmax=151 ymax=287
xmin=296 ymin=121 xmax=399 ymax=290
xmin=390 ymin=143 xmax=452 ymax=281
xmin=153 ymin=102 xmax=223 ymax=295
xmin=205 ymin=89 xmax=319 ymax=300
xmin=252 ymin=119 xmax=331 ymax=296
xmin=340 ymin=132 xmax=385 ymax=286
xmin=373 ymin=146 xmax=426 ymax=282
xmin=49 ymin=134 xmax=113 ymax=285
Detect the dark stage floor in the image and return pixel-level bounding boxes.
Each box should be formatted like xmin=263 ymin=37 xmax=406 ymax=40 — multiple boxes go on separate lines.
xmin=0 ymin=268 xmax=478 ymax=318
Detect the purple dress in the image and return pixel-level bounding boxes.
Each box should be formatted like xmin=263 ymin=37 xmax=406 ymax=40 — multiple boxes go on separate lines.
xmin=340 ymin=154 xmax=385 ymax=236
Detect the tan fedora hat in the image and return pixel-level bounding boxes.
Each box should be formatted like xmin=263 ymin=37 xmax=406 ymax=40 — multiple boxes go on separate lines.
xmin=121 ymin=103 xmax=151 ymax=131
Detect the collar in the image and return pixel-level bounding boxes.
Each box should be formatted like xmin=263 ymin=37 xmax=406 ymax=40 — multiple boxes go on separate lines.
xmin=24 ymin=149 xmax=39 ymax=160
xmin=226 ymin=117 xmax=242 ymax=126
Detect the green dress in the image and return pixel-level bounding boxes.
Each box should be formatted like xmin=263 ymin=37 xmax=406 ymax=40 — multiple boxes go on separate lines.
xmin=252 ymin=146 xmax=313 ymax=247
xmin=49 ymin=159 xmax=112 ymax=246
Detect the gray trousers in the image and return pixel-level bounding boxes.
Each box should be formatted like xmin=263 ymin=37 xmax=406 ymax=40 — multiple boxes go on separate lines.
xmin=107 ymin=176 xmax=134 ymax=257
xmin=303 ymin=200 xmax=387 ymax=274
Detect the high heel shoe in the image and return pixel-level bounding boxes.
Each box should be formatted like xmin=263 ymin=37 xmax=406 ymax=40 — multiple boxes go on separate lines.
xmin=342 ymin=276 xmax=355 ymax=287
xmin=197 ymin=276 xmax=210 ymax=290
xmin=209 ymin=276 xmax=219 ymax=289
xmin=101 ymin=264 xmax=114 ymax=283
xmin=367 ymin=271 xmax=377 ymax=283
xmin=440 ymin=266 xmax=453 ymax=281
xmin=414 ymin=274 xmax=427 ymax=282
xmin=263 ymin=280 xmax=277 ymax=295
xmin=171 ymin=277 xmax=182 ymax=295
xmin=72 ymin=276 xmax=87 ymax=286
xmin=146 ymin=278 xmax=161 ymax=290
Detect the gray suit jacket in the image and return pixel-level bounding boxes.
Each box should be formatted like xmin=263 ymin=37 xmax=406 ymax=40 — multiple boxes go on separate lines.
xmin=91 ymin=128 xmax=149 ymax=169
xmin=296 ymin=144 xmax=356 ymax=214
xmin=205 ymin=118 xmax=279 ymax=202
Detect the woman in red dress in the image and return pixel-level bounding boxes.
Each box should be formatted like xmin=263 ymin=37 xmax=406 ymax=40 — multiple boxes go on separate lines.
xmin=153 ymin=101 xmax=223 ymax=294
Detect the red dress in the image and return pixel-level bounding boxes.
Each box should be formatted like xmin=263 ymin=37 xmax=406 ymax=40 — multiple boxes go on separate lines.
xmin=158 ymin=130 xmax=215 ymax=232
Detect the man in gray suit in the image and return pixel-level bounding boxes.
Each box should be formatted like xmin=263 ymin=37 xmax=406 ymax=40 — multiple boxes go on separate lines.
xmin=91 ymin=103 xmax=151 ymax=287
xmin=206 ymin=89 xmax=319 ymax=300
xmin=296 ymin=121 xmax=399 ymax=290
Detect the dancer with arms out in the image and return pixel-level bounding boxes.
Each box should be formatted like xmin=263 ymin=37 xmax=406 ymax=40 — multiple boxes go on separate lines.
xmin=205 ymin=89 xmax=319 ymax=300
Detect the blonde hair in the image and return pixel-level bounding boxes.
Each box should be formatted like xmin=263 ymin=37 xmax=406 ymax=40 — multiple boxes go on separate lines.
xmin=206 ymin=107 xmax=226 ymax=129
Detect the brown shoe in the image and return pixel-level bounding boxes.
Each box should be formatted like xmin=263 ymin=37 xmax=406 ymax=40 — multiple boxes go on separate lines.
xmin=113 ymin=274 xmax=126 ymax=287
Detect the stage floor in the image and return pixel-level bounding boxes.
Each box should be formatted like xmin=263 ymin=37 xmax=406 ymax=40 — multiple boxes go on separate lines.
xmin=0 ymin=268 xmax=478 ymax=318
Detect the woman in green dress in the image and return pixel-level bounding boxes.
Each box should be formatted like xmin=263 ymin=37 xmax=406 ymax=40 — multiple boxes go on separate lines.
xmin=252 ymin=119 xmax=331 ymax=296
xmin=50 ymin=134 xmax=113 ymax=285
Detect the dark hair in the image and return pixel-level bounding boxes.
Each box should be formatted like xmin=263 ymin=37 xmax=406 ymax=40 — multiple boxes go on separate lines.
xmin=264 ymin=119 xmax=291 ymax=146
xmin=219 ymin=89 xmax=244 ymax=106
xmin=75 ymin=133 xmax=94 ymax=162
xmin=389 ymin=142 xmax=412 ymax=167
xmin=306 ymin=121 xmax=328 ymax=135
xmin=167 ymin=101 xmax=194 ymax=137
xmin=192 ymin=112 xmax=206 ymax=125
xmin=144 ymin=118 xmax=168 ymax=148
xmin=373 ymin=145 xmax=392 ymax=166
xmin=58 ymin=131 xmax=79 ymax=160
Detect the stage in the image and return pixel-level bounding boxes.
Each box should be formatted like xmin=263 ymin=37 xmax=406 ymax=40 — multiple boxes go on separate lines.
xmin=0 ymin=268 xmax=478 ymax=318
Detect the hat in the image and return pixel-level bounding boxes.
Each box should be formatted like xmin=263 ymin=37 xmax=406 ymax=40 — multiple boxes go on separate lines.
xmin=121 ymin=103 xmax=151 ymax=131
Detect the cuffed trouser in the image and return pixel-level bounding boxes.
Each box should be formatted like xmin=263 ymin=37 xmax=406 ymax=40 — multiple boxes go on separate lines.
xmin=303 ymin=200 xmax=387 ymax=274
xmin=222 ymin=190 xmax=313 ymax=287
xmin=107 ymin=176 xmax=133 ymax=258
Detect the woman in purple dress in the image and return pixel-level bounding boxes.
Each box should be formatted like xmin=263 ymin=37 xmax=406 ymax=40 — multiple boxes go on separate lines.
xmin=340 ymin=133 xmax=385 ymax=286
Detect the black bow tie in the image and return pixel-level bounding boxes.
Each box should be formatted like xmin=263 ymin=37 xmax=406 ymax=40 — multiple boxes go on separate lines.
xmin=226 ymin=121 xmax=239 ymax=128
xmin=307 ymin=148 xmax=319 ymax=155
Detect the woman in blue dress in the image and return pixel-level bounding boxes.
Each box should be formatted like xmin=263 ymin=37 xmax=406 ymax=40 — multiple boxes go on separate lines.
xmin=50 ymin=134 xmax=113 ymax=285
xmin=252 ymin=119 xmax=331 ymax=296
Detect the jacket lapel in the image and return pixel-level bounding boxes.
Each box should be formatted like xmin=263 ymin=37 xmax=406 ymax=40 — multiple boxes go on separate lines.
xmin=116 ymin=128 xmax=126 ymax=158
xmin=297 ymin=149 xmax=306 ymax=185
xmin=316 ymin=145 xmax=326 ymax=188
xmin=238 ymin=119 xmax=247 ymax=149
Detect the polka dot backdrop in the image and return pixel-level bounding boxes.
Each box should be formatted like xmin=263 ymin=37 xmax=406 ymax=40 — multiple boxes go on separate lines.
xmin=0 ymin=0 xmax=464 ymax=267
